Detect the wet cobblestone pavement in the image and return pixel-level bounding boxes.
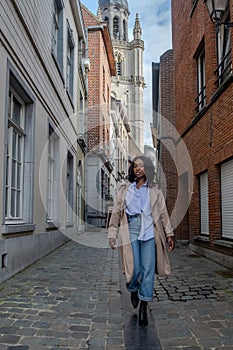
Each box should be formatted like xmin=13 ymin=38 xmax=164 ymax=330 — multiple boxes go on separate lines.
xmin=0 ymin=231 xmax=232 ymax=349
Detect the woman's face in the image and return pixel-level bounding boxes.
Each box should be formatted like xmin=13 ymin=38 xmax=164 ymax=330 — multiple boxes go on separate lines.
xmin=133 ymin=158 xmax=146 ymax=180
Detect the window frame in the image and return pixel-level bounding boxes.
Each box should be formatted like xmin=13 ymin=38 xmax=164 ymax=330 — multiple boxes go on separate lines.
xmin=3 ymin=66 xmax=35 ymax=234
xmin=47 ymin=124 xmax=60 ymax=227
xmin=66 ymin=20 xmax=75 ymax=100
xmin=5 ymin=89 xmax=25 ymax=221
xmin=215 ymin=11 xmax=232 ymax=86
xmin=52 ymin=0 xmax=64 ymax=76
xmin=195 ymin=43 xmax=206 ymax=112
xmin=66 ymin=151 xmax=74 ymax=225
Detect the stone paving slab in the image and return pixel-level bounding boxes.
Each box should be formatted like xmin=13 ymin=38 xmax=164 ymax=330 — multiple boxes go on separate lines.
xmin=150 ymin=243 xmax=233 ymax=350
xmin=0 ymin=231 xmax=232 ymax=350
xmin=0 ymin=234 xmax=124 ymax=349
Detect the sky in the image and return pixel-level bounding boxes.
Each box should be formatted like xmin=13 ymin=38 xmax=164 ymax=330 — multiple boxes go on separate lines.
xmin=80 ymin=0 xmax=172 ymax=144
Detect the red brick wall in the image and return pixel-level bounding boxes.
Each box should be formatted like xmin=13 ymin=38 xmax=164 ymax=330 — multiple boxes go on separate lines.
xmin=81 ymin=6 xmax=112 ymax=152
xmin=172 ymin=0 xmax=233 ymax=255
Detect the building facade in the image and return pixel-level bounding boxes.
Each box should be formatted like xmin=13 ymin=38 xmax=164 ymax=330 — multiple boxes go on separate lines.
xmin=99 ymin=0 xmax=145 ymax=154
xmin=81 ymin=5 xmax=117 ymax=228
xmin=172 ymin=0 xmax=233 ymax=268
xmin=0 ymin=0 xmax=88 ymax=282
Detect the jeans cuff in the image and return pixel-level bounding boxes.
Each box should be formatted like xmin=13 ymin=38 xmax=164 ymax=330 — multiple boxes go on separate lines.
xmin=139 ymin=294 xmax=153 ymax=302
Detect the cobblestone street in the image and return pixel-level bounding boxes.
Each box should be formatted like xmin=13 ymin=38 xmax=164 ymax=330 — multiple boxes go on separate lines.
xmin=0 ymin=231 xmax=232 ymax=350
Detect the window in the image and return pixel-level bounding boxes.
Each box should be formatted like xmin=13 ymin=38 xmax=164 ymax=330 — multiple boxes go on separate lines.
xmin=5 ymin=90 xmax=25 ymax=220
xmin=221 ymin=159 xmax=233 ymax=240
xmin=52 ymin=0 xmax=64 ymax=74
xmin=77 ymin=163 xmax=82 ymax=230
xmin=114 ymin=49 xmax=124 ymax=76
xmin=200 ymin=172 xmax=209 ymax=235
xmin=78 ymin=92 xmax=87 ymax=148
xmin=4 ymin=71 xmax=35 ymax=233
xmin=123 ymin=19 xmax=127 ymax=41
xmin=66 ymin=151 xmax=74 ymax=224
xmin=103 ymin=66 xmax=106 ymax=99
xmin=113 ymin=16 xmax=120 ymax=39
xmin=116 ymin=61 xmax=122 ymax=76
xmin=216 ymin=13 xmax=232 ymax=86
xmin=66 ymin=21 xmax=75 ymax=99
xmin=107 ymin=85 xmax=110 ymax=110
xmin=195 ymin=47 xmax=206 ymax=112
xmin=47 ymin=125 xmax=60 ymax=224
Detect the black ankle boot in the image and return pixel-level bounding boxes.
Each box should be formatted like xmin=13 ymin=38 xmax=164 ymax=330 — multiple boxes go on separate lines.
xmin=131 ymin=291 xmax=139 ymax=309
xmin=139 ymin=301 xmax=148 ymax=327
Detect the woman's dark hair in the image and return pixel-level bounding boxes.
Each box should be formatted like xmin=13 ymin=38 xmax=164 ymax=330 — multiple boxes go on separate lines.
xmin=128 ymin=155 xmax=156 ymax=185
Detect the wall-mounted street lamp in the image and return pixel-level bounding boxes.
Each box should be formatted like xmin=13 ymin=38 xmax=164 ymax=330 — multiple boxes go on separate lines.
xmin=205 ymin=0 xmax=233 ymax=27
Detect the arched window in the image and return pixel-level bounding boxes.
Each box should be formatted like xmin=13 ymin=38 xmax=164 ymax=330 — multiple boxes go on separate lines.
xmin=113 ymin=16 xmax=120 ymax=39
xmin=116 ymin=62 xmax=122 ymax=76
xmin=123 ymin=20 xmax=127 ymax=41
xmin=114 ymin=49 xmax=124 ymax=76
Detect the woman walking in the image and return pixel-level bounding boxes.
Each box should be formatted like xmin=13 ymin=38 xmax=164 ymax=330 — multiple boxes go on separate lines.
xmin=108 ymin=155 xmax=174 ymax=327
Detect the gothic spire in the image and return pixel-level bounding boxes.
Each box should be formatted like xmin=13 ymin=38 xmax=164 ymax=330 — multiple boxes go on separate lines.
xmin=133 ymin=13 xmax=142 ymax=40
xmin=97 ymin=0 xmax=102 ymax=21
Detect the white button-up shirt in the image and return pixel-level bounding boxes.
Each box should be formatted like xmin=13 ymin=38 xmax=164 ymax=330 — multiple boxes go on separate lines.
xmin=125 ymin=182 xmax=154 ymax=241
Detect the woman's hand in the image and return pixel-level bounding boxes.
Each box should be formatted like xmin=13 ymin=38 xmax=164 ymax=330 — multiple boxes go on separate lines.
xmin=167 ymin=236 xmax=175 ymax=251
xmin=109 ymin=238 xmax=116 ymax=249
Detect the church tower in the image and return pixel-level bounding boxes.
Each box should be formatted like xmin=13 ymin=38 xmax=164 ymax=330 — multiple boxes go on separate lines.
xmin=99 ymin=0 xmax=145 ymax=153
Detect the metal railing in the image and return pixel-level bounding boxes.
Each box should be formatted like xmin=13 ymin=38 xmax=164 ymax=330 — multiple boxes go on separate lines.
xmin=195 ymin=85 xmax=206 ymax=112
xmin=215 ymin=49 xmax=232 ymax=86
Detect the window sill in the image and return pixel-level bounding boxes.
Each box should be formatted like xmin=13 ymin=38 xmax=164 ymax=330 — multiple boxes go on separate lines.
xmin=194 ymin=235 xmax=210 ymax=243
xmin=2 ymin=223 xmax=35 ymax=234
xmin=214 ymin=239 xmax=233 ymax=249
xmin=66 ymin=222 xmax=74 ymax=228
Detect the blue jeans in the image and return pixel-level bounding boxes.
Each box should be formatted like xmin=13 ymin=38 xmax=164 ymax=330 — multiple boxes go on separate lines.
xmin=127 ymin=216 xmax=156 ymax=302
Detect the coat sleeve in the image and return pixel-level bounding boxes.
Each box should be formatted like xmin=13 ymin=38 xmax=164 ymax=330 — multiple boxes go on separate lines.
xmin=158 ymin=189 xmax=174 ymax=238
xmin=107 ymin=183 xmax=126 ymax=239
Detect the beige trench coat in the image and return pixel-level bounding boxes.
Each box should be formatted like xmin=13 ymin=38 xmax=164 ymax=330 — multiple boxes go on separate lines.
xmin=107 ymin=180 xmax=174 ymax=283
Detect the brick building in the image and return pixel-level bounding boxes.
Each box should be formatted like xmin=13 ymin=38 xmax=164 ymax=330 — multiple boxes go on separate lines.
xmin=171 ymin=0 xmax=233 ymax=268
xmin=81 ymin=5 xmax=116 ymax=227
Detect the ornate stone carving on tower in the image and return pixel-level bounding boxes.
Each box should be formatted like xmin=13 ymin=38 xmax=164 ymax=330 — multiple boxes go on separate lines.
xmin=99 ymin=0 xmax=145 ymax=153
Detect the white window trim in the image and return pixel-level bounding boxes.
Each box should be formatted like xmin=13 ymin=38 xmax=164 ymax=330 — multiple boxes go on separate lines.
xmin=52 ymin=0 xmax=64 ymax=76
xmin=5 ymin=90 xmax=25 ymax=221
xmin=47 ymin=125 xmax=60 ymax=226
xmin=66 ymin=21 xmax=75 ymax=100
xmin=3 ymin=66 xmax=35 ymax=234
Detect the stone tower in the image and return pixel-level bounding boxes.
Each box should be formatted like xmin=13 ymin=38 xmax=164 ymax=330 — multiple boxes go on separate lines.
xmin=99 ymin=0 xmax=145 ymax=153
